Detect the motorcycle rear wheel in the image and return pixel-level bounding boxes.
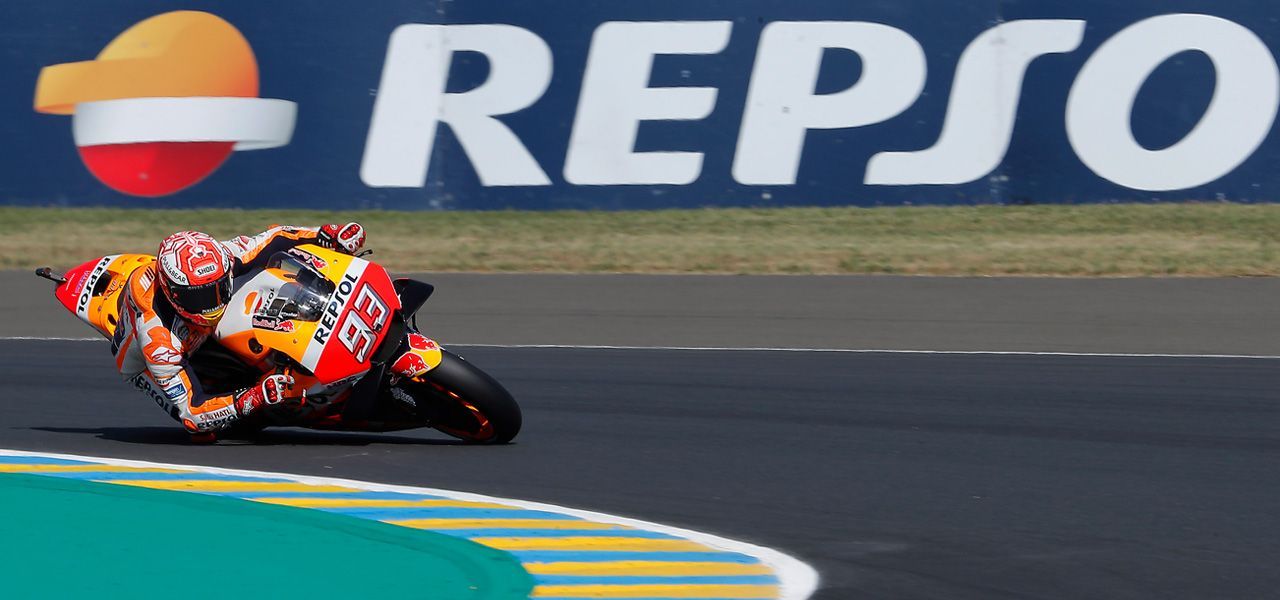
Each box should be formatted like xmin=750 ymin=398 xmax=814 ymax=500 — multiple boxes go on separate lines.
xmin=404 ymin=350 xmax=522 ymax=444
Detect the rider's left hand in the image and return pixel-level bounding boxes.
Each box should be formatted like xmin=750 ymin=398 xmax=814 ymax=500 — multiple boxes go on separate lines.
xmin=319 ymin=222 xmax=366 ymax=255
xmin=260 ymin=373 xmax=296 ymax=405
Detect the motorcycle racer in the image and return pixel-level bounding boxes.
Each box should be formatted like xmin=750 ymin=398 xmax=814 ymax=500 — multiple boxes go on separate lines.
xmin=113 ymin=223 xmax=366 ymax=437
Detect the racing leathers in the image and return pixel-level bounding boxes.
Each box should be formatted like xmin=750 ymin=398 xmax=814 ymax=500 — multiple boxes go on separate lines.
xmin=113 ymin=224 xmax=365 ymax=433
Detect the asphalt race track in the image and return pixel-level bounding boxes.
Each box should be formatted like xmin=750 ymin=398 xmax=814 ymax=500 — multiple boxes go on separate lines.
xmin=7 ymin=271 xmax=1280 ymax=355
xmin=2 ymin=273 xmax=1278 ymax=598
xmin=0 ymin=340 xmax=1276 ymax=598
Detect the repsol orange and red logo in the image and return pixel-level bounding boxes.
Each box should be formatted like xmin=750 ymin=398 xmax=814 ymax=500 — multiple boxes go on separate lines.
xmin=33 ymin=11 xmax=295 ymax=197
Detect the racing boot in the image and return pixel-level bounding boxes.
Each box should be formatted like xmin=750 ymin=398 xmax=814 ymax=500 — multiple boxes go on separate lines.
xmin=187 ymin=374 xmax=296 ymax=444
xmin=188 ymin=431 xmax=218 ymax=444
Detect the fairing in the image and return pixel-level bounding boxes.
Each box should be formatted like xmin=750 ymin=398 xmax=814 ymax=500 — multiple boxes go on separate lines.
xmin=216 ymin=244 xmax=402 ymax=385
xmin=53 ymin=253 xmax=155 ymax=339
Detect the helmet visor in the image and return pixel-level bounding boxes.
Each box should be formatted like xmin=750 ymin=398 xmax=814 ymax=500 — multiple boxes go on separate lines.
xmin=170 ymin=276 xmax=233 ymax=319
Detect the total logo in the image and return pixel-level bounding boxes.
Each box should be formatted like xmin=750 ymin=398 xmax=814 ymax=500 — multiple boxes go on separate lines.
xmin=33 ymin=11 xmax=295 ymax=197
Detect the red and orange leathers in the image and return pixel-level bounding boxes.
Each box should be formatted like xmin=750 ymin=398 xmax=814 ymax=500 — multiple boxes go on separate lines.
xmin=114 ymin=226 xmax=331 ymax=432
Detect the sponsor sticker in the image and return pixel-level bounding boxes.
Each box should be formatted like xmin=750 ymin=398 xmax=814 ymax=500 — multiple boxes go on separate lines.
xmin=196 ymin=406 xmax=238 ymax=429
xmin=131 ymin=375 xmax=172 ymax=410
xmin=76 ymin=257 xmax=114 ymax=319
xmin=312 ymin=271 xmax=359 ymax=347
xmin=252 ymin=315 xmax=296 ymax=332
xmin=287 ymin=247 xmax=328 ymax=271
xmin=161 ymin=379 xmax=186 ymax=401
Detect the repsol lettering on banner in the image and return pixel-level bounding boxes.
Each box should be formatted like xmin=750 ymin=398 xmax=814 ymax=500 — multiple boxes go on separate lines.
xmin=363 ymin=15 xmax=1279 ymax=194
xmin=6 ymin=1 xmax=1279 ymax=208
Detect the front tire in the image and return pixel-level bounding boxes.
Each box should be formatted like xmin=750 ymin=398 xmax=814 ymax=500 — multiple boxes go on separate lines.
xmin=409 ymin=350 xmax=521 ymax=444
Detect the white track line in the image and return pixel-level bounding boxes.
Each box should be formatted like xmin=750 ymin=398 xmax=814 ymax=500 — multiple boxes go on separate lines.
xmin=0 ymin=448 xmax=819 ymax=599
xmin=454 ymin=344 xmax=1280 ymax=360
xmin=1 ymin=336 xmax=1276 ymax=359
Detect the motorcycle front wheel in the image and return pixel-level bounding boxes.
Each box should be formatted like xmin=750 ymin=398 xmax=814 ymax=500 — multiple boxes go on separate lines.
xmin=401 ymin=350 xmax=522 ymax=444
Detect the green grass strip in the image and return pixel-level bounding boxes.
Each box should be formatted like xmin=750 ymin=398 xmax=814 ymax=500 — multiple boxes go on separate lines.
xmin=1 ymin=203 xmax=1278 ymax=276
xmin=0 ymin=473 xmax=533 ymax=599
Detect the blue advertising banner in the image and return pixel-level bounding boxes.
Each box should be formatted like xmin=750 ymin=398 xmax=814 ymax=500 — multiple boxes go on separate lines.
xmin=0 ymin=1 xmax=1277 ymax=209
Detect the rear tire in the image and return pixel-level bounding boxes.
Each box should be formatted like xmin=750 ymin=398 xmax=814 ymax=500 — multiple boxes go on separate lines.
xmin=411 ymin=350 xmax=521 ymax=444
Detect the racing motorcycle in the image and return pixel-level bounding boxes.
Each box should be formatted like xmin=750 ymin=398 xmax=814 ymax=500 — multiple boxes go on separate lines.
xmin=34 ymin=244 xmax=521 ymax=444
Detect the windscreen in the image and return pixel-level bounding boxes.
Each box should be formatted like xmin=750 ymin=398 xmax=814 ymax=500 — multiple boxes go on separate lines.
xmin=260 ymin=252 xmax=336 ymax=323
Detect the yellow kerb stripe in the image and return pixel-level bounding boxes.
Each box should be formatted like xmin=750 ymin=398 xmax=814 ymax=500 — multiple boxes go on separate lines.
xmin=531 ymin=583 xmax=780 ymax=598
xmin=0 ymin=465 xmax=189 ymax=473
xmin=473 ymin=537 xmax=710 ymax=552
xmin=524 ymin=561 xmax=774 ymax=577
xmin=100 ymin=480 xmax=360 ymax=493
xmin=249 ymin=498 xmax=518 ymax=509
xmin=387 ymin=519 xmax=627 ymax=530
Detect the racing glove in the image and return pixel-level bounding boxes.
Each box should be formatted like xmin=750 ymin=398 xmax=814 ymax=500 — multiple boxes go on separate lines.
xmin=234 ymin=373 xmax=297 ymax=418
xmin=318 ymin=222 xmax=366 ymax=255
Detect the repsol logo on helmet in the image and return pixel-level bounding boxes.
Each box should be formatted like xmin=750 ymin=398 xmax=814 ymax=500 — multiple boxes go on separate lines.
xmin=313 ymin=272 xmax=359 ymax=346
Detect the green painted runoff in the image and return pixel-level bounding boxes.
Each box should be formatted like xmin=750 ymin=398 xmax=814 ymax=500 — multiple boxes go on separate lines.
xmin=0 ymin=473 xmax=533 ymax=599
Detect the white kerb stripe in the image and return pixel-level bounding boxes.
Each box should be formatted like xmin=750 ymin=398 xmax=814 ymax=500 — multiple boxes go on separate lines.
xmin=0 ymin=448 xmax=820 ymax=599
xmin=73 ymin=97 xmax=296 ymax=150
